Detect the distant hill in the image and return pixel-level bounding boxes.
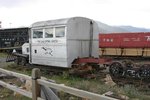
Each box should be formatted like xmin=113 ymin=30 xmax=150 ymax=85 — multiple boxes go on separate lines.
xmin=97 ymin=22 xmax=128 ymax=33
xmin=118 ymin=26 xmax=150 ymax=32
xmin=97 ymin=21 xmax=150 ymax=33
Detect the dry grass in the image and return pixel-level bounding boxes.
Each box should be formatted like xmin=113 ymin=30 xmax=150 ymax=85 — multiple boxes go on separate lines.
xmin=0 ymin=82 xmax=31 ymax=100
xmin=0 ymin=62 xmax=150 ymax=100
xmin=0 ymin=53 xmax=7 ymax=58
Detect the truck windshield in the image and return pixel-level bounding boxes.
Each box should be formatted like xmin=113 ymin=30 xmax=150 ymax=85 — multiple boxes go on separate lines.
xmin=33 ymin=29 xmax=43 ymax=38
xmin=45 ymin=28 xmax=53 ymax=38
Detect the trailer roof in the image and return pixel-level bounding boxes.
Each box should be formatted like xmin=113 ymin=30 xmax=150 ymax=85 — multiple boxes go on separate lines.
xmin=31 ymin=17 xmax=92 ymax=28
xmin=32 ymin=17 xmax=73 ymax=28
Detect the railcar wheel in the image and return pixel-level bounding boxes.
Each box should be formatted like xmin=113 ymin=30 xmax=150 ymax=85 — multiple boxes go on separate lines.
xmin=109 ymin=62 xmax=124 ymax=77
xmin=139 ymin=64 xmax=150 ymax=79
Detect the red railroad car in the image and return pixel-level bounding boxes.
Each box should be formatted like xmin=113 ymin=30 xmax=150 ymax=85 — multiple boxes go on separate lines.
xmin=99 ymin=32 xmax=150 ymax=48
xmin=99 ymin=32 xmax=150 ymax=57
xmin=99 ymin=32 xmax=150 ymax=79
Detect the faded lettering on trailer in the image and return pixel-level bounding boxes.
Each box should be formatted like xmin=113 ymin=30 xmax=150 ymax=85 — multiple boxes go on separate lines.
xmin=145 ymin=36 xmax=150 ymax=41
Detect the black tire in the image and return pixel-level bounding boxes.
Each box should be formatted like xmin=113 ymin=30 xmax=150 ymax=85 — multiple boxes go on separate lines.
xmin=21 ymin=57 xmax=27 ymax=66
xmin=139 ymin=64 xmax=150 ymax=79
xmin=109 ymin=61 xmax=124 ymax=77
xmin=14 ymin=57 xmax=19 ymax=65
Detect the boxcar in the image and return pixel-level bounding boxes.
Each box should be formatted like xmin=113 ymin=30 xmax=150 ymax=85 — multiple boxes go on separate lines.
xmin=0 ymin=27 xmax=29 ymax=51
xmin=99 ymin=32 xmax=150 ymax=57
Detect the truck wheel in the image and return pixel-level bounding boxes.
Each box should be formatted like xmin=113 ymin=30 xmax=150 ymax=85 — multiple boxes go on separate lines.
xmin=14 ymin=57 xmax=19 ymax=65
xmin=21 ymin=57 xmax=27 ymax=66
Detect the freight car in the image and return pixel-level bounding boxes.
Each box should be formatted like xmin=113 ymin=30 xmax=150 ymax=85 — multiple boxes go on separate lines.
xmin=99 ymin=32 xmax=150 ymax=57
xmin=0 ymin=27 xmax=29 ymax=52
xmin=99 ymin=32 xmax=150 ymax=80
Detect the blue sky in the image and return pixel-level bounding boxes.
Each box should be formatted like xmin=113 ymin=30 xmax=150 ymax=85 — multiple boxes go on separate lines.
xmin=0 ymin=0 xmax=150 ymax=28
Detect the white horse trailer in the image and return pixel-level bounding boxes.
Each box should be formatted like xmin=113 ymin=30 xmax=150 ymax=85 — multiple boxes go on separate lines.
xmin=22 ymin=17 xmax=100 ymax=68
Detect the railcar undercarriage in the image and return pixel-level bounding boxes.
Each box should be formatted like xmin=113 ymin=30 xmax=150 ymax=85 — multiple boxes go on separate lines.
xmin=69 ymin=58 xmax=150 ymax=87
xmin=109 ymin=61 xmax=150 ymax=80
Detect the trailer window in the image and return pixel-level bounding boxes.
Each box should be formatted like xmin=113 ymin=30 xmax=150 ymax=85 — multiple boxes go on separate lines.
xmin=26 ymin=47 xmax=29 ymax=53
xmin=55 ymin=27 xmax=65 ymax=38
xmin=33 ymin=29 xmax=43 ymax=38
xmin=45 ymin=28 xmax=53 ymax=38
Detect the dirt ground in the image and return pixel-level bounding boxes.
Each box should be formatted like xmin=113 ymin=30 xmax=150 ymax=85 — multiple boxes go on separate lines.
xmin=0 ymin=57 xmax=13 ymax=68
xmin=0 ymin=58 xmax=6 ymax=63
xmin=0 ymin=58 xmax=7 ymax=67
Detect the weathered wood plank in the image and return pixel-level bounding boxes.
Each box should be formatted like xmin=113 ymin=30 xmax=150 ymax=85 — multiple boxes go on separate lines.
xmin=0 ymin=80 xmax=32 ymax=98
xmin=0 ymin=68 xmax=117 ymax=100
xmin=37 ymin=98 xmax=44 ymax=100
xmin=0 ymin=68 xmax=31 ymax=80
xmin=32 ymin=68 xmax=41 ymax=100
xmin=0 ymin=80 xmax=44 ymax=100
xmin=38 ymin=79 xmax=118 ymax=100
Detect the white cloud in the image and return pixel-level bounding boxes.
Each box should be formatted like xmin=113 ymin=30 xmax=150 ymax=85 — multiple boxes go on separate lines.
xmin=0 ymin=0 xmax=150 ymax=28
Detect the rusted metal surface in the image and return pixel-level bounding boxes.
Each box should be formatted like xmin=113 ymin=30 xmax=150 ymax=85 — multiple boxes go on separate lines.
xmin=70 ymin=57 xmax=112 ymax=78
xmin=72 ymin=57 xmax=112 ymax=65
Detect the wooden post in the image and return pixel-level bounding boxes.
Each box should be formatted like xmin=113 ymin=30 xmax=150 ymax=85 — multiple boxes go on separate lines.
xmin=32 ymin=68 xmax=41 ymax=100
